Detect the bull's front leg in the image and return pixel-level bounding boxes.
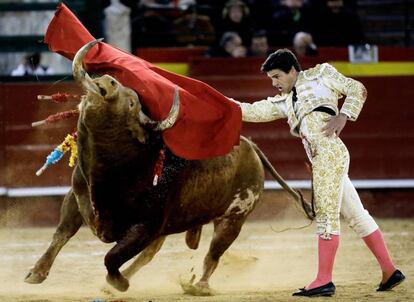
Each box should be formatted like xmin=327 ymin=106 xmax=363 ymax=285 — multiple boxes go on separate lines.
xmin=25 ymin=189 xmax=82 ymax=283
xmin=121 ymin=235 xmax=166 ymax=279
xmin=104 ymin=223 xmax=156 ymax=292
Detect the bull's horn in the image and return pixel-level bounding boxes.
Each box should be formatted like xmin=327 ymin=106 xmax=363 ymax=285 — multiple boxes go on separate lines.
xmin=72 ymin=39 xmax=103 ymax=92
xmin=139 ymin=86 xmax=180 ymax=131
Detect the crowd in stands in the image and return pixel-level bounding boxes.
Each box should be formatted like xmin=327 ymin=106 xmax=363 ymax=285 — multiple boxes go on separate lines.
xmin=6 ymin=0 xmax=367 ymax=76
xmin=11 ymin=53 xmax=55 ymax=76
xmin=107 ymin=0 xmax=367 ymax=58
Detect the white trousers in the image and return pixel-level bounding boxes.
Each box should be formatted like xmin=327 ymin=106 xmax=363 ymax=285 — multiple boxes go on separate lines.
xmin=341 ymin=175 xmax=378 ymax=237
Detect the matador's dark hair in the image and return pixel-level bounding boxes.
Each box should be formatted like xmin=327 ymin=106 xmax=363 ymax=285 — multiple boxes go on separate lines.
xmin=261 ymin=48 xmax=302 ymax=73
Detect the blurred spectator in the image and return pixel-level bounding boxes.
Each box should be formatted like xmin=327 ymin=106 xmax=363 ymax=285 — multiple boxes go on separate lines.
xmin=196 ymin=0 xmax=226 ymax=27
xmin=312 ymin=0 xmax=366 ymax=46
xmin=293 ymin=31 xmax=318 ymax=57
xmin=310 ymin=0 xmax=357 ymax=11
xmin=245 ymin=0 xmax=274 ymax=31
xmin=11 ymin=53 xmax=55 ymax=76
xmin=104 ymin=0 xmax=131 ymax=52
xmin=140 ymin=0 xmax=197 ymax=9
xmin=205 ymin=31 xmax=247 ymax=57
xmin=131 ymin=5 xmax=173 ymax=48
xmin=102 ymin=0 xmax=141 ymax=19
xmin=269 ymin=0 xmax=313 ymax=46
xmin=247 ymin=30 xmax=271 ymax=57
xmin=172 ymin=4 xmax=216 ymax=46
xmin=218 ymin=0 xmax=255 ymax=46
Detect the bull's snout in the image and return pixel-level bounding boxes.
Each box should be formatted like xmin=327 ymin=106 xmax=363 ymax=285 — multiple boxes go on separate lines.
xmin=97 ymin=84 xmax=107 ymax=97
xmin=95 ymin=76 xmax=120 ymax=100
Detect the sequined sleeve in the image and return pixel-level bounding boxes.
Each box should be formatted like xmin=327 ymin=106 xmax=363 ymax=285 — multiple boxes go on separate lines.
xmin=238 ymin=95 xmax=287 ymax=122
xmin=322 ymin=63 xmax=367 ymax=121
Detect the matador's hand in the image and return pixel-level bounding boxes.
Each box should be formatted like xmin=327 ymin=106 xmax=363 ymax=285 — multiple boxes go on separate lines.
xmin=322 ymin=113 xmax=348 ymax=137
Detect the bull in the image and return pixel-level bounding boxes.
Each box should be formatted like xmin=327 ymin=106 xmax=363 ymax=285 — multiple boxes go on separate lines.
xmin=25 ymin=40 xmax=313 ymax=295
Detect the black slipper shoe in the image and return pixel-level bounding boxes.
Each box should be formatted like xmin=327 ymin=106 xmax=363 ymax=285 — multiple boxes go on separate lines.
xmin=377 ymin=269 xmax=405 ymax=291
xmin=292 ymin=282 xmax=336 ymax=297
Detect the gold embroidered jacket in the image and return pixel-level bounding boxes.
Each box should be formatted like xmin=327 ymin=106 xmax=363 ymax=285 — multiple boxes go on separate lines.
xmin=239 ymin=63 xmax=367 ymax=137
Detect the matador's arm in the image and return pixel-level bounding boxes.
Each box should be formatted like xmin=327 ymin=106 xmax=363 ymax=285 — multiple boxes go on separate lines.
xmin=229 ymin=95 xmax=288 ymax=122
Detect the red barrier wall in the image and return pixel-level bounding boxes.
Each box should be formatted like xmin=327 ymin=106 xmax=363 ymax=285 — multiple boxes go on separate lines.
xmin=1 ymin=47 xmax=413 ymax=189
xmin=1 ymin=73 xmax=413 ymax=189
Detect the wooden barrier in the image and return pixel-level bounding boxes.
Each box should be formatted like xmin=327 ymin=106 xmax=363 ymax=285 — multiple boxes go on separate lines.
xmin=1 ymin=45 xmax=413 ymax=188
xmin=0 ymin=74 xmax=413 ymax=189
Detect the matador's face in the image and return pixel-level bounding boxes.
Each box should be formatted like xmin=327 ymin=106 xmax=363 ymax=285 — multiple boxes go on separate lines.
xmin=267 ymin=66 xmax=298 ymax=94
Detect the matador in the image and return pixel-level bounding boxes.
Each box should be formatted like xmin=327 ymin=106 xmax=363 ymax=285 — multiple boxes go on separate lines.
xmin=233 ymin=49 xmax=405 ymax=297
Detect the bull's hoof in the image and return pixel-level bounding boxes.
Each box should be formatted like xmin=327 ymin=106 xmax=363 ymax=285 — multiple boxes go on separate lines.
xmin=100 ymin=285 xmax=116 ymax=297
xmin=106 ymin=272 xmax=129 ymax=292
xmin=24 ymin=270 xmax=48 ymax=284
xmin=181 ymin=280 xmax=214 ymax=296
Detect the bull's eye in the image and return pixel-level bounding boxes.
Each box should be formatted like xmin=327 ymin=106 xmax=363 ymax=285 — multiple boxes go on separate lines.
xmin=129 ymin=99 xmax=134 ymax=108
xmin=111 ymin=80 xmax=115 ymax=86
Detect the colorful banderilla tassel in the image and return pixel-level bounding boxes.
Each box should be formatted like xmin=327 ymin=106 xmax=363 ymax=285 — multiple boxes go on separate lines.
xmin=36 ymin=133 xmax=78 ymax=176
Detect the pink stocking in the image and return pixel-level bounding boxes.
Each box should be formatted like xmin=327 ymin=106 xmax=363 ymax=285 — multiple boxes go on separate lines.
xmin=363 ymin=229 xmax=396 ymax=280
xmin=307 ymin=235 xmax=339 ymax=289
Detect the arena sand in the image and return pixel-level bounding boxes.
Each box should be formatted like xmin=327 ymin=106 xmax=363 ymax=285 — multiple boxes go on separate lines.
xmin=0 ymin=209 xmax=412 ymax=302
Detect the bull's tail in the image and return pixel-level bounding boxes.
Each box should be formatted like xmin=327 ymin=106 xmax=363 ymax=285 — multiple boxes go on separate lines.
xmin=244 ymin=137 xmax=315 ymax=220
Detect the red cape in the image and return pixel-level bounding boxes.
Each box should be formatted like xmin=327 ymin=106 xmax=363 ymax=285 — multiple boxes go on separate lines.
xmin=45 ymin=3 xmax=241 ymax=160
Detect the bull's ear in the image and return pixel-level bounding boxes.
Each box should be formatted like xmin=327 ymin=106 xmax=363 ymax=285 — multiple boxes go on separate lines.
xmin=130 ymin=123 xmax=148 ymax=144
